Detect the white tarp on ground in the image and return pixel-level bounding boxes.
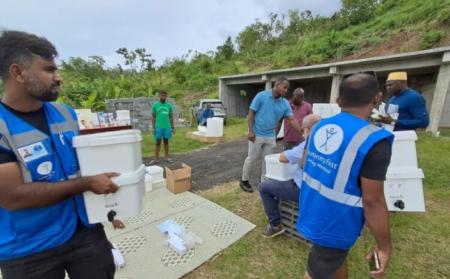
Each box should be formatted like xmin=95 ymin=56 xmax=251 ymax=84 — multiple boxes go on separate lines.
xmin=103 ymin=182 xmax=255 ymax=279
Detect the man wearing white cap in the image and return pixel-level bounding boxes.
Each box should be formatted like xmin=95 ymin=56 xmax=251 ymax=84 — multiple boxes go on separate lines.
xmin=378 ymin=72 xmax=429 ymax=131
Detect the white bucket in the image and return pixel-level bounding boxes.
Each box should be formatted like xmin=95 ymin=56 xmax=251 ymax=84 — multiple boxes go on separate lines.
xmin=83 ymin=164 xmax=146 ymax=224
xmin=206 ymin=117 xmax=223 ymax=137
xmin=73 ymin=130 xmax=142 ymax=176
xmin=384 ymin=167 xmax=425 ymax=212
xmin=265 ymin=153 xmax=297 ymax=181
xmin=145 ymin=174 xmax=153 ymax=192
xmin=312 ymin=103 xmax=341 ymax=118
xmin=116 ymin=118 xmax=131 ymax=126
xmin=146 ymin=165 xmax=164 ymax=181
xmin=388 ymin=131 xmax=419 ymax=169
xmin=116 ymin=110 xmax=131 ymax=119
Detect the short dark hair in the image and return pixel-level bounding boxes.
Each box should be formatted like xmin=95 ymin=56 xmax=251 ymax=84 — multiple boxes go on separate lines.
xmin=274 ymin=77 xmax=289 ymax=87
xmin=0 ymin=30 xmax=58 ymax=80
xmin=159 ymin=90 xmax=168 ymax=96
xmin=339 ymin=73 xmax=379 ymax=107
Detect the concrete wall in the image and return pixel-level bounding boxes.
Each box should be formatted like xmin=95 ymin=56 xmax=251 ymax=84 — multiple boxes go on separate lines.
xmin=106 ymin=97 xmax=184 ymax=132
xmin=288 ymin=78 xmax=332 ymax=104
xmin=220 ymin=48 xmax=450 ymax=132
xmin=220 ymin=80 xmax=264 ymax=117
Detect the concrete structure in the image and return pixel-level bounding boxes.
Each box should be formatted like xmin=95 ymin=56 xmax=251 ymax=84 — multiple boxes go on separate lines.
xmin=219 ymin=47 xmax=450 ymax=134
xmin=106 ymin=97 xmax=185 ymax=132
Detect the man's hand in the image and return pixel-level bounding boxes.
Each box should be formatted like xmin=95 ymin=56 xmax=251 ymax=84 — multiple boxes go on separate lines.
xmin=112 ymin=219 xmax=126 ymax=229
xmin=172 ymin=127 xmax=176 ymax=135
xmin=377 ymin=114 xmax=394 ymax=125
xmin=247 ymin=131 xmax=256 ymax=142
xmin=366 ymin=247 xmax=391 ymax=278
xmin=86 ymin=172 xmax=120 ymax=194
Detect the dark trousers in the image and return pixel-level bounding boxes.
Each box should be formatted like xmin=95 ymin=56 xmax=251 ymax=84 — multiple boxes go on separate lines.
xmin=259 ymin=179 xmax=300 ymax=227
xmin=0 ymin=224 xmax=115 ymax=279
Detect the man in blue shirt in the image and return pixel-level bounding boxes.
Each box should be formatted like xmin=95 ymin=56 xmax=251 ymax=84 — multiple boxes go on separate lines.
xmin=240 ymin=77 xmax=303 ymax=193
xmin=259 ymin=114 xmax=321 ymax=238
xmin=199 ymin=103 xmax=214 ymax=126
xmin=0 ymin=31 xmax=118 ymax=279
xmin=378 ymin=71 xmax=429 ymax=131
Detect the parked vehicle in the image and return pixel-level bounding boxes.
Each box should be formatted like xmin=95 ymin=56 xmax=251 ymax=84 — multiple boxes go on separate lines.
xmin=191 ymin=99 xmax=227 ymax=126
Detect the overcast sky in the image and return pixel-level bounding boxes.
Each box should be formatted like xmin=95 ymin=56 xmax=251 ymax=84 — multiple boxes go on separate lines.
xmin=2 ymin=0 xmax=341 ymax=67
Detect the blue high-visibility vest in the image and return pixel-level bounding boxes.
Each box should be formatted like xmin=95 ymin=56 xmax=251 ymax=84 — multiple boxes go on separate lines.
xmin=0 ymin=102 xmax=91 ymax=260
xmin=297 ymin=112 xmax=393 ymax=250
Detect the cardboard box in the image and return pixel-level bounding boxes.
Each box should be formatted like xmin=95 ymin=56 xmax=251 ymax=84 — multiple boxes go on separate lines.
xmin=165 ymin=163 xmax=192 ymax=194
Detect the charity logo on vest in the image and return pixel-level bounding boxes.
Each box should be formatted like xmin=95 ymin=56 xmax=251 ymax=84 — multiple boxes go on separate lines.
xmin=313 ymin=124 xmax=344 ymax=155
xmin=37 ymin=161 xmax=53 ymax=175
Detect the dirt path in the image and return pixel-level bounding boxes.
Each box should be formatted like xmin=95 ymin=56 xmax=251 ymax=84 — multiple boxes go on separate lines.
xmin=144 ymin=138 xmax=283 ymax=191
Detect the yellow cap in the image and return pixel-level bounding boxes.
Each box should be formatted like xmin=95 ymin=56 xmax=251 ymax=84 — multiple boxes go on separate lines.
xmin=387 ymin=72 xmax=407 ymax=81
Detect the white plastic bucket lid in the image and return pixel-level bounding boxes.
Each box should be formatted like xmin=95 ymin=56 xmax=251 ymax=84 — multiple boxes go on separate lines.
xmin=264 ymin=154 xmax=280 ymax=162
xmin=146 ymin=165 xmax=164 ymax=175
xmin=112 ymin=164 xmax=146 ymax=186
xmin=386 ymin=168 xmax=424 ymax=179
xmin=73 ymin=129 xmax=142 ymax=148
xmin=393 ymin=130 xmax=417 ymax=141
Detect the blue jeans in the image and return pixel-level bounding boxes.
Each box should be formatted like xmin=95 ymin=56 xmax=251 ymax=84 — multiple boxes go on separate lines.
xmin=259 ymin=179 xmax=300 ymax=228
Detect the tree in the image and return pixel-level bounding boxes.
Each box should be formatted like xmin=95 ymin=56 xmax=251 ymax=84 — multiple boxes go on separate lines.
xmin=216 ymin=36 xmax=235 ymax=60
xmin=116 ymin=48 xmax=155 ymax=72
xmin=340 ymin=0 xmax=381 ymax=25
xmin=116 ymin=47 xmax=137 ymax=70
xmin=135 ymin=48 xmax=156 ymax=71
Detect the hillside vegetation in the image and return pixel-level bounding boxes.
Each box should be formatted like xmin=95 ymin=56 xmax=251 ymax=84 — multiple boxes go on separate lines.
xmin=2 ymin=0 xmax=450 ymax=110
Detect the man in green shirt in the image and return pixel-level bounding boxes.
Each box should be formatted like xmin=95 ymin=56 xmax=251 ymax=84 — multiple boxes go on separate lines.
xmin=151 ymin=91 xmax=175 ymax=164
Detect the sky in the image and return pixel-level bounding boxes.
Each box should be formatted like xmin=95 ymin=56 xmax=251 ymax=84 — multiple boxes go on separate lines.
xmin=1 ymin=0 xmax=341 ymax=67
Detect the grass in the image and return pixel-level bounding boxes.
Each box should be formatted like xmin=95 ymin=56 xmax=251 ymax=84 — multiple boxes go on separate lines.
xmin=183 ymin=132 xmax=450 ymax=278
xmin=141 ymin=117 xmax=247 ymax=157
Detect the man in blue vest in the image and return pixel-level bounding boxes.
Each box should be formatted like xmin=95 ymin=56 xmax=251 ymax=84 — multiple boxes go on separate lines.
xmin=0 ymin=31 xmax=118 ymax=278
xmin=298 ymin=73 xmax=393 ymax=279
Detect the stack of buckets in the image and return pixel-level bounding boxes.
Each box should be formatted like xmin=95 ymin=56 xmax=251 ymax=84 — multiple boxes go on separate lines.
xmin=384 ymin=131 xmax=426 ymax=212
xmin=73 ymin=130 xmax=145 ymax=224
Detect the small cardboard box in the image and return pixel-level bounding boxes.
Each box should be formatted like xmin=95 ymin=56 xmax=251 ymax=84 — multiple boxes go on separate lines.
xmin=165 ymin=163 xmax=192 ymax=194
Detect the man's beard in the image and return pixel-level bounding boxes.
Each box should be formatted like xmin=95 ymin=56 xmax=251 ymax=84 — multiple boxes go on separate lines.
xmin=26 ymin=75 xmax=59 ymax=102
xmin=292 ymin=100 xmax=302 ymax=106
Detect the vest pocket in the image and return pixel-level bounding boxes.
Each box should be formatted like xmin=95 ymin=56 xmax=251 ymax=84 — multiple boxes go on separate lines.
xmin=10 ymin=204 xmax=63 ymax=241
xmin=27 ymin=154 xmax=57 ymax=182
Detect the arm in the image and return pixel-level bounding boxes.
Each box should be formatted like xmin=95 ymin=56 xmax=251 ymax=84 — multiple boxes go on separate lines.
xmin=287 ymin=116 xmax=303 ymax=135
xmin=170 ymin=103 xmax=175 ymax=132
xmin=359 ymin=139 xmax=392 ymax=277
xmin=395 ymin=95 xmax=429 ymax=130
xmin=247 ymin=109 xmax=256 ymax=142
xmin=361 ymin=177 xmax=392 ymax=278
xmin=152 ymin=111 xmax=156 ymax=134
xmin=279 ymin=152 xmax=289 ymax=163
xmin=170 ymin=112 xmax=175 ymax=133
xmin=0 ymin=162 xmax=119 ymax=211
xmin=282 ymin=141 xmax=305 ymax=164
xmin=275 ymin=119 xmax=283 ymax=137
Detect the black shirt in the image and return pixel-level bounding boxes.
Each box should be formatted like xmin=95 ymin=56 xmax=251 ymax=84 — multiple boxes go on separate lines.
xmin=360 ymin=139 xmax=392 ymax=181
xmin=0 ymin=102 xmax=49 ymax=164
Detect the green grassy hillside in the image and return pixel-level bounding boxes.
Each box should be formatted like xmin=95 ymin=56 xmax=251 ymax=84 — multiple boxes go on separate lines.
xmin=3 ymin=0 xmax=449 ymax=110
